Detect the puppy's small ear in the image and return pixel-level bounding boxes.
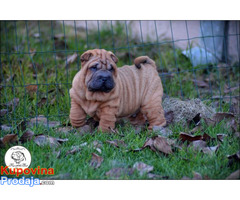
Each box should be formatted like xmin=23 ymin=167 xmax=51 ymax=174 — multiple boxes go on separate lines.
xmin=109 ymin=52 xmax=118 ymax=64
xmin=80 ymin=51 xmax=93 ymax=65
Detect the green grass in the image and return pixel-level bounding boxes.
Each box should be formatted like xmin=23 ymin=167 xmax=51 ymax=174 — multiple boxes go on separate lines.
xmin=0 ymin=21 xmax=239 ymax=180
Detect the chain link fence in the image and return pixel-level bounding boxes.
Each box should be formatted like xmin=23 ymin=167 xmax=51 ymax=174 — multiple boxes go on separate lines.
xmin=0 ymin=20 xmax=239 ymax=134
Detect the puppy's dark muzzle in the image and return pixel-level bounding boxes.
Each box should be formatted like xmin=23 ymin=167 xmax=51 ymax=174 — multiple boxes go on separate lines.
xmin=88 ymin=70 xmax=115 ymax=93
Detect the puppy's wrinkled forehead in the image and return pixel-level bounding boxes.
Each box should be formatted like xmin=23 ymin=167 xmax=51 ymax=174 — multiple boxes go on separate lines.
xmin=91 ymin=49 xmax=109 ymax=64
xmin=81 ymin=49 xmax=118 ymax=67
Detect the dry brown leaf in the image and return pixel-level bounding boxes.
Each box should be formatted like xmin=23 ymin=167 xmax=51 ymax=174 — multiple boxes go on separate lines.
xmin=192 ymin=172 xmax=203 ymax=180
xmin=92 ymin=140 xmax=102 ymax=148
xmin=224 ymin=85 xmax=239 ymax=94
xmin=90 ymin=153 xmax=103 ymax=169
xmin=65 ymin=146 xmax=81 ymax=156
xmin=106 ymin=140 xmax=126 ymax=148
xmin=33 ymin=134 xmax=68 ymax=148
xmin=133 ymin=162 xmax=154 ymax=176
xmin=142 ymin=136 xmax=157 ymax=151
xmin=192 ymin=79 xmax=209 ymax=88
xmin=5 ymin=98 xmax=19 ymax=110
xmin=153 ymin=136 xmax=173 ymax=154
xmin=216 ymin=134 xmax=227 ymax=142
xmin=76 ymin=125 xmax=92 ymax=135
xmin=1 ymin=125 xmax=12 ymax=131
xmin=65 ymin=53 xmax=78 ymax=66
xmin=179 ymin=132 xmax=203 ymax=142
xmin=226 ymin=169 xmax=240 ymax=180
xmin=212 ymin=112 xmax=235 ymax=122
xmin=37 ymin=97 xmax=47 ymax=107
xmin=105 ymin=167 xmax=135 ymax=179
xmin=19 ymin=130 xmax=34 ymax=143
xmin=2 ymin=134 xmax=18 ymax=145
xmin=26 ymin=84 xmax=38 ymax=93
xmin=56 ymin=127 xmax=75 ymax=135
xmin=202 ymin=145 xmax=220 ymax=155
xmin=28 ymin=115 xmax=60 ymax=128
xmin=190 ymin=140 xmax=207 ymax=151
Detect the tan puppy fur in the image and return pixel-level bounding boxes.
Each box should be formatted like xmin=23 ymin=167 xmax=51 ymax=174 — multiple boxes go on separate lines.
xmin=69 ymin=49 xmax=166 ymax=132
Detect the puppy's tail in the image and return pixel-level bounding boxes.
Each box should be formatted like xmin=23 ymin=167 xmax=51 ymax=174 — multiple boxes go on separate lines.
xmin=134 ymin=56 xmax=156 ymax=69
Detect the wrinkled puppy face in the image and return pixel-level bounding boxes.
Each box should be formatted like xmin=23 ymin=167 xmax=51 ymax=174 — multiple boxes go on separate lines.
xmin=81 ymin=49 xmax=118 ymax=93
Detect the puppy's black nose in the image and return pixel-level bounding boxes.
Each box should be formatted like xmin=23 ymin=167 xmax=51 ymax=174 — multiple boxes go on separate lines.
xmin=99 ymin=74 xmax=111 ymax=82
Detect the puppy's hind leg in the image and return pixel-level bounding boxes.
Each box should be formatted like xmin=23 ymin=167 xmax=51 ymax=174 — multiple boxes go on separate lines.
xmin=70 ymin=99 xmax=87 ymax=127
xmin=140 ymin=96 xmax=166 ymax=130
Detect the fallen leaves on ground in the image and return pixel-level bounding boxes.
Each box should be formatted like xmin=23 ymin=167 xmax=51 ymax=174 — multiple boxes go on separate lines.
xmin=4 ymin=98 xmax=19 ymax=110
xmin=224 ymin=85 xmax=239 ymax=94
xmin=203 ymin=112 xmax=238 ymax=132
xmin=26 ymin=84 xmax=38 ymax=93
xmin=192 ymin=79 xmax=209 ymax=88
xmin=1 ymin=125 xmax=12 ymax=131
xmin=190 ymin=140 xmax=207 ymax=151
xmin=28 ymin=115 xmax=60 ymax=128
xmin=65 ymin=53 xmax=78 ymax=66
xmin=216 ymin=134 xmax=227 ymax=142
xmin=179 ymin=132 xmax=203 ymax=142
xmin=105 ymin=167 xmax=135 ymax=179
xmin=33 ymin=134 xmax=68 ymax=148
xmin=37 ymin=97 xmax=47 ymax=107
xmin=133 ymin=162 xmax=154 ymax=176
xmin=201 ymin=145 xmax=220 ymax=155
xmin=226 ymin=169 xmax=240 ymax=180
xmin=90 ymin=153 xmax=103 ymax=169
xmin=56 ymin=127 xmax=75 ymax=135
xmin=65 ymin=146 xmax=81 ymax=156
xmin=131 ymin=136 xmax=174 ymax=155
xmin=76 ymin=125 xmax=92 ymax=135
xmin=180 ymin=132 xmax=221 ymax=155
xmin=153 ymin=136 xmax=173 ymax=154
xmin=0 ymin=134 xmax=18 ymax=147
xmin=19 ymin=130 xmax=34 ymax=143
xmin=106 ymin=140 xmax=126 ymax=148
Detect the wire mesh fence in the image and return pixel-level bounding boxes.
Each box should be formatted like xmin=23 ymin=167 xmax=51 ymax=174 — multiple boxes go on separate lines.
xmin=0 ymin=20 xmax=239 ymax=134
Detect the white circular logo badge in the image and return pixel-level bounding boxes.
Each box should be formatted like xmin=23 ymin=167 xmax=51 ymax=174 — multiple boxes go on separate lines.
xmin=5 ymin=146 xmax=31 ymax=170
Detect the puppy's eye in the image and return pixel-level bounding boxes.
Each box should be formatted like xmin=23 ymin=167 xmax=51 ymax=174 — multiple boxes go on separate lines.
xmin=90 ymin=65 xmax=98 ymax=72
xmin=109 ymin=64 xmax=114 ymax=72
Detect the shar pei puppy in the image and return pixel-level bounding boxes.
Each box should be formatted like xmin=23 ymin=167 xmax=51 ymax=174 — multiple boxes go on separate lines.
xmin=69 ymin=49 xmax=166 ymax=132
